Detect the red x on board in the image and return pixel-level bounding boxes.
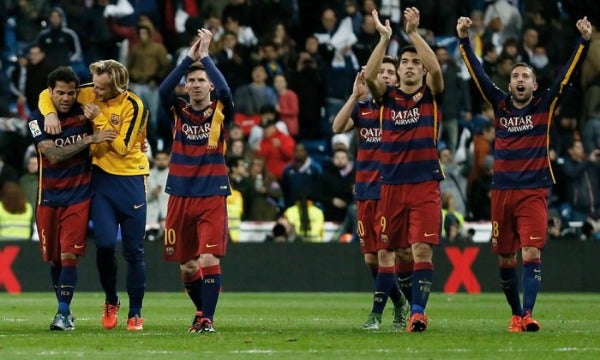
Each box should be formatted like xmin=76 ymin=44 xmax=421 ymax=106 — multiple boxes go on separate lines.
xmin=444 ymin=246 xmax=481 ymax=294
xmin=0 ymin=246 xmax=21 ymax=294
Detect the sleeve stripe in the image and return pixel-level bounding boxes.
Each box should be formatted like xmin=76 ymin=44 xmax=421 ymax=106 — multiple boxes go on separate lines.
xmin=559 ymin=44 xmax=586 ymax=94
xmin=124 ymin=96 xmax=141 ymax=146
xmin=460 ymin=45 xmax=493 ymax=108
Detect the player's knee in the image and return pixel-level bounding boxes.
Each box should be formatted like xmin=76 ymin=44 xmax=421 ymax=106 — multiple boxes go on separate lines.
xmin=123 ymin=248 xmax=145 ymax=262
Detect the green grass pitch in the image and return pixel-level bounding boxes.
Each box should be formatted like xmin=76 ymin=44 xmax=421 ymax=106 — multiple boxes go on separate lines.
xmin=1 ymin=292 xmax=600 ymax=359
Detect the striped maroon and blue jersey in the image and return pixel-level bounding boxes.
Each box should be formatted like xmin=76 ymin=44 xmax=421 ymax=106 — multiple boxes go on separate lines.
xmin=460 ymin=36 xmax=589 ymax=190
xmin=352 ymin=99 xmax=382 ymax=200
xmin=159 ymin=56 xmax=234 ymax=197
xmin=378 ymin=85 xmax=444 ymax=185
xmin=29 ymin=106 xmax=93 ymax=207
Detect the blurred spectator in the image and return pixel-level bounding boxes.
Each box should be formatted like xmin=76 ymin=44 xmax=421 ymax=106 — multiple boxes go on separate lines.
xmin=81 ymin=0 xmax=119 ymax=64
xmin=254 ymin=115 xmax=295 ymax=181
xmin=281 ymin=142 xmax=323 ymax=208
xmin=550 ymin=113 xmax=579 ymax=158
xmin=289 ymin=50 xmax=325 ymax=140
xmin=213 ymin=31 xmax=248 ymax=91
xmin=223 ymin=13 xmax=257 ymax=49
xmin=469 ymin=154 xmax=493 ymax=221
xmin=441 ymin=192 xmax=467 ymax=245
xmin=248 ymin=104 xmax=289 ymax=151
xmin=439 ymin=147 xmax=468 ymax=218
xmin=559 ymin=139 xmax=600 ymax=223
xmin=226 ymin=138 xmax=253 ymax=165
xmin=35 ymin=7 xmax=83 ymax=68
xmin=582 ymin=111 xmax=600 ymax=155
xmin=7 ymin=0 xmax=44 ymax=53
xmin=352 ymin=12 xmax=379 ymax=66
xmin=18 ymin=153 xmax=38 ymax=210
xmin=260 ymin=42 xmax=285 ymax=85
xmin=128 ymin=24 xmax=170 ymax=152
xmin=0 ymin=149 xmax=19 ymax=193
xmin=222 ymin=0 xmax=252 ymax=29
xmin=331 ymin=202 xmax=357 ymax=243
xmin=227 ymin=188 xmax=244 ymax=242
xmin=247 ymin=156 xmax=282 ymax=221
xmin=435 ymin=44 xmax=471 ymax=152
xmin=264 ymin=216 xmax=295 ymax=243
xmin=15 ymin=45 xmax=55 ymax=114
xmin=491 ymin=54 xmax=514 ymax=93
xmin=227 ymin=156 xmax=253 ymax=219
xmin=283 ymin=190 xmax=324 ymax=243
xmin=273 ymin=74 xmax=299 ymax=138
xmin=0 ymin=181 xmax=33 ymax=241
xmin=234 ymin=64 xmax=278 ymax=117
xmin=146 ymin=151 xmax=170 ymax=241
xmin=268 ymin=21 xmax=297 ymax=70
xmin=468 ymin=120 xmax=495 ymax=187
xmin=319 ymin=148 xmax=354 ymax=222
xmin=483 ymin=0 xmax=522 ymax=50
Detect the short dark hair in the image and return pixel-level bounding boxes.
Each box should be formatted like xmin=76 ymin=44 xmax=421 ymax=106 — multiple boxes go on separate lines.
xmin=511 ymin=61 xmax=537 ymax=81
xmin=398 ymin=45 xmax=418 ymax=59
xmin=185 ymin=62 xmax=206 ymax=78
xmin=382 ymin=55 xmax=399 ymax=69
xmin=47 ymin=66 xmax=80 ymax=88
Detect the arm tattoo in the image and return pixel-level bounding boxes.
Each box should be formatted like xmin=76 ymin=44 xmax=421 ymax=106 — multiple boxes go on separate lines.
xmin=38 ymin=135 xmax=92 ymax=163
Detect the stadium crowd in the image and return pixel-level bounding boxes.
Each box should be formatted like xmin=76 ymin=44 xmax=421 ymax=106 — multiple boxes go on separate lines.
xmin=1 ymin=0 xmax=600 ymax=243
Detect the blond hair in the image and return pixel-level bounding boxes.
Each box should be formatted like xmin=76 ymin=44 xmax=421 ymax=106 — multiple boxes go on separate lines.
xmin=89 ymin=59 xmax=129 ymax=93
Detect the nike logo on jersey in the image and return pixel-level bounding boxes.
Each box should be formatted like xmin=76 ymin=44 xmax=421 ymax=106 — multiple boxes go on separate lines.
xmin=360 ymin=111 xmax=371 ymax=116
xmin=74 ymin=244 xmax=84 ymax=249
xmin=529 ymin=236 xmax=542 ymax=240
xmin=424 ymin=233 xmax=436 ymax=237
xmin=133 ymin=204 xmax=144 ymax=209
xmin=206 ymin=243 xmax=218 ymax=248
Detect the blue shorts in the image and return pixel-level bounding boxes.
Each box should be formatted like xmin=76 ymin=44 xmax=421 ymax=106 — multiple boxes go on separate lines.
xmin=91 ymin=167 xmax=146 ymax=250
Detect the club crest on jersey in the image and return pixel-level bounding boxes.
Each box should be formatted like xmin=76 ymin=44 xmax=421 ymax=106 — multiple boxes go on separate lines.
xmin=203 ymin=107 xmax=214 ymax=118
xmin=111 ymin=114 xmax=119 ymax=125
xmin=28 ymin=120 xmax=42 ymax=137
xmin=412 ymin=92 xmax=423 ymax=103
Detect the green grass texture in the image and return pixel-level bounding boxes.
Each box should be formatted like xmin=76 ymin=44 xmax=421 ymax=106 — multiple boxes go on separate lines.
xmin=1 ymin=292 xmax=599 ymax=359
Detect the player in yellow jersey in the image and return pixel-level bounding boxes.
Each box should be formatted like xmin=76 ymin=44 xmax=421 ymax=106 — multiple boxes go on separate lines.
xmin=39 ymin=59 xmax=149 ymax=331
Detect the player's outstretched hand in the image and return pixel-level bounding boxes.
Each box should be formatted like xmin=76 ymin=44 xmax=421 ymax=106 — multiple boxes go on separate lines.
xmin=186 ymin=37 xmax=202 ymax=61
xmin=457 ymin=17 xmax=472 ymax=39
xmin=576 ymin=16 xmax=592 ymax=40
xmin=404 ymin=7 xmax=421 ymax=35
xmin=197 ymin=28 xmax=213 ymax=59
xmin=351 ymin=70 xmax=368 ymax=101
xmin=371 ymin=9 xmax=392 ymax=40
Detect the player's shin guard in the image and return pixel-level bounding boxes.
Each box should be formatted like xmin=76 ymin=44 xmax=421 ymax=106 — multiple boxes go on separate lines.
xmin=371 ymin=266 xmax=396 ymax=315
xmin=50 ymin=265 xmax=61 ymax=301
xmin=183 ymin=269 xmax=204 ymax=311
xmin=522 ymin=259 xmax=541 ymax=315
xmin=58 ymin=258 xmax=78 ymax=315
xmin=125 ymin=256 xmax=146 ymax=318
xmin=201 ymin=265 xmax=221 ymax=321
xmin=96 ymin=247 xmax=118 ymax=304
xmin=411 ymin=262 xmax=433 ymax=314
xmin=500 ymin=265 xmax=523 ymax=316
xmin=397 ymin=261 xmax=414 ymax=304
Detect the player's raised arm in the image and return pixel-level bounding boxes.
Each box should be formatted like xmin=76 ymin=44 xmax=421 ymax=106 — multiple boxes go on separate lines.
xmin=404 ymin=7 xmax=443 ymax=94
xmin=364 ymin=10 xmax=391 ymax=99
xmin=332 ymin=70 xmax=368 ymax=133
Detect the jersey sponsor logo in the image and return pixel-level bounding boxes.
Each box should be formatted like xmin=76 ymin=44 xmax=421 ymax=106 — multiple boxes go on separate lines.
xmin=54 ymin=133 xmax=87 ymax=147
xmin=359 ymin=128 xmax=381 ymax=143
xmin=182 ymin=122 xmax=211 ymax=141
xmin=29 ymin=120 xmax=42 ymax=137
xmin=391 ymin=108 xmax=420 ymax=126
xmin=111 ymin=114 xmax=119 ymax=125
xmin=498 ymin=115 xmax=534 ymax=132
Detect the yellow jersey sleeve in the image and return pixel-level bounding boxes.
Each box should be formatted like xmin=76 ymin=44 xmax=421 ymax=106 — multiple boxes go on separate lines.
xmin=38 ymin=87 xmax=97 ymax=115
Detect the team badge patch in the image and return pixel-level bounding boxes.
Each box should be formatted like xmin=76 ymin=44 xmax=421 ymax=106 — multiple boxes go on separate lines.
xmin=412 ymin=92 xmax=423 ymax=103
xmin=111 ymin=114 xmax=119 ymax=125
xmin=203 ymin=107 xmax=213 ymax=118
xmin=28 ymin=120 xmax=42 ymax=137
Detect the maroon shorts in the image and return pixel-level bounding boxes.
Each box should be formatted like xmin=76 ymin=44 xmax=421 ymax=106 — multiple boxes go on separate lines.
xmin=491 ymin=188 xmax=548 ymax=255
xmin=164 ymin=195 xmax=228 ymax=263
xmin=36 ymin=199 xmax=90 ymax=263
xmin=356 ymin=199 xmax=381 ymax=254
xmin=379 ymin=181 xmax=441 ymax=250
